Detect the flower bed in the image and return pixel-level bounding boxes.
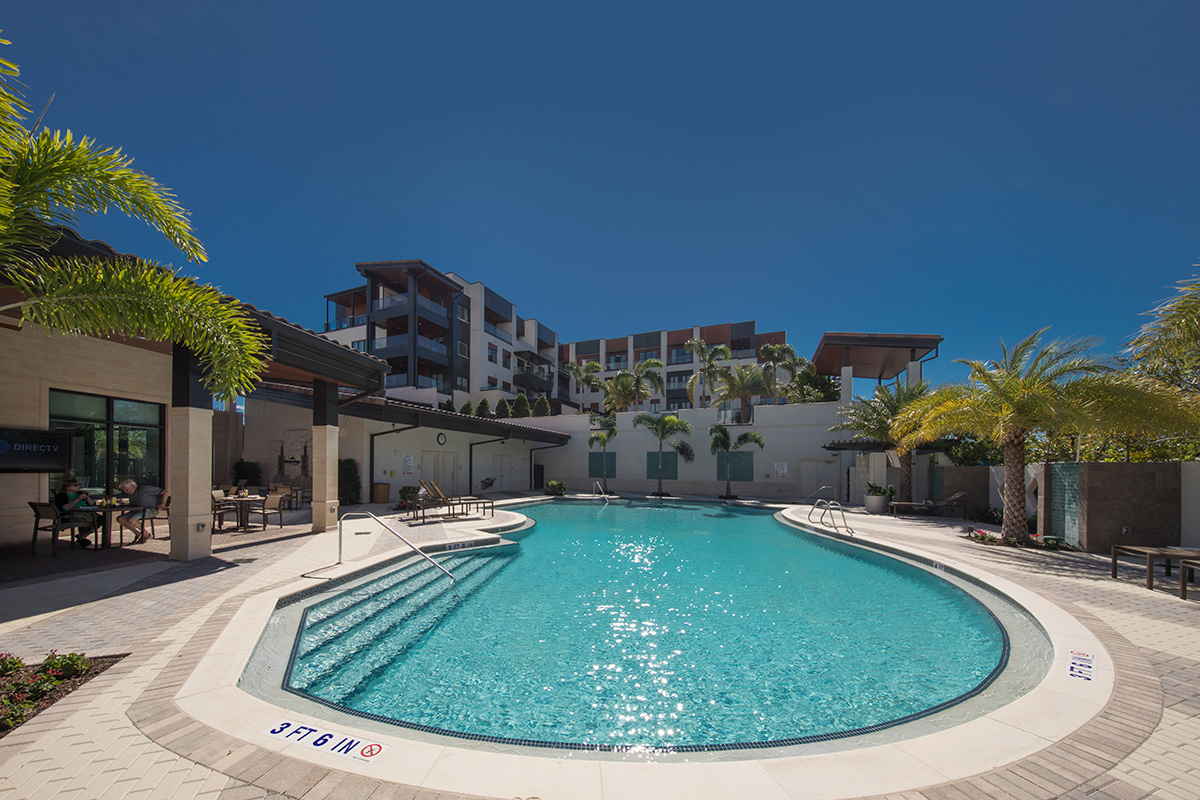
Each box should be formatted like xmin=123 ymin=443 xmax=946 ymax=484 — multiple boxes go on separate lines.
xmin=1 ymin=651 xmax=124 ymax=737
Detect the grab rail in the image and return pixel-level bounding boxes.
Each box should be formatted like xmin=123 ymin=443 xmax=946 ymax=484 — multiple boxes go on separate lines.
xmin=801 ymin=485 xmax=836 ymax=504
xmin=592 ymin=481 xmax=609 ymax=504
xmin=807 ymin=499 xmax=855 ymax=536
xmin=337 ymin=511 xmax=456 ymax=581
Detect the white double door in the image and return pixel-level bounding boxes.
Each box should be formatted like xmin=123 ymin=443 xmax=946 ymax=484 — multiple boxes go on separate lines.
xmin=420 ymin=450 xmax=458 ymax=495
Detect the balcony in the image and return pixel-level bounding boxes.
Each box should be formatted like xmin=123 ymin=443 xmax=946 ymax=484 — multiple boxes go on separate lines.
xmin=482 ymin=384 xmax=517 ymax=395
xmin=665 ymin=378 xmax=689 ymax=391
xmin=730 ymin=348 xmax=756 ymax=359
xmin=324 ymin=315 xmax=367 ymax=332
xmin=513 ymin=366 xmax=552 ymax=393
xmin=416 ymin=334 xmax=448 ymax=357
xmin=484 ymin=321 xmax=512 ymax=344
xmin=372 ymin=294 xmax=409 ymax=313
xmin=416 ymin=295 xmax=449 ymax=319
xmin=372 ymin=334 xmax=409 ymax=355
xmin=667 ymin=353 xmax=693 ymax=365
xmin=606 ymin=358 xmax=628 ymax=371
xmin=383 ymin=374 xmax=409 ymax=388
xmin=416 ymin=375 xmax=446 ymax=392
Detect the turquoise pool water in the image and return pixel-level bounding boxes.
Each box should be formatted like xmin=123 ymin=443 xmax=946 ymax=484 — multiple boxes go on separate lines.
xmin=287 ymin=500 xmax=1005 ymax=750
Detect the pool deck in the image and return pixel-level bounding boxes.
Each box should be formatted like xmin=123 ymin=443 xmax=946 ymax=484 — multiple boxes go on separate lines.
xmin=0 ymin=495 xmax=1198 ymax=799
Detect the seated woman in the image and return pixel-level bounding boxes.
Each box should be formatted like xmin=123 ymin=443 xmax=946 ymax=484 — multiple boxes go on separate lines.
xmin=53 ymin=478 xmax=98 ymax=548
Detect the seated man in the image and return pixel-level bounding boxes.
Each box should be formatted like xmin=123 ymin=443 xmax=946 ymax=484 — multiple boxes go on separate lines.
xmin=53 ymin=478 xmax=98 ymax=548
xmin=117 ymin=479 xmax=168 ymax=545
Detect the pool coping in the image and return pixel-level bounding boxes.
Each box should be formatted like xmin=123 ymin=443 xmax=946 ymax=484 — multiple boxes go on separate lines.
xmin=170 ymin=502 xmax=1117 ymax=800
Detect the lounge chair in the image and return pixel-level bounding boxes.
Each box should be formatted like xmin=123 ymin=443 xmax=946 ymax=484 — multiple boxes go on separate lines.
xmin=428 ymin=481 xmax=494 ymax=518
xmin=889 ymin=491 xmax=968 ymax=519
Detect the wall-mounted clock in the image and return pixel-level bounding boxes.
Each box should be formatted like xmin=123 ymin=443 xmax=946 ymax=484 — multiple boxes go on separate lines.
xmin=437 ymin=433 xmax=447 ymax=446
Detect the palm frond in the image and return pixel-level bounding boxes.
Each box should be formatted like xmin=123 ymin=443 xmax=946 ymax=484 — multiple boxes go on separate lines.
xmin=671 ymin=439 xmax=696 ymax=462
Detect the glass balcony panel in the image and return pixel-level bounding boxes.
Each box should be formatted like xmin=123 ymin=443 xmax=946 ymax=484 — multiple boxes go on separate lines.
xmin=372 ymin=294 xmax=409 ymax=312
xmin=383 ymin=374 xmax=409 ymax=388
xmin=372 ymin=334 xmax=409 ymax=351
xmin=417 ymin=295 xmax=448 ymax=318
xmin=417 ymin=335 xmax=448 ymax=356
xmin=484 ymin=322 xmax=512 ymax=344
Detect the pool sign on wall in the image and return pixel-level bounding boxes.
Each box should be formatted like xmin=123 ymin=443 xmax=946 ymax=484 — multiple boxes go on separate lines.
xmin=264 ymin=720 xmax=388 ymax=763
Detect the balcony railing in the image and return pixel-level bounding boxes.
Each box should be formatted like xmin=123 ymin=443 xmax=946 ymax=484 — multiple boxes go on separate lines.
xmin=667 ymin=354 xmax=693 ymax=365
xmin=324 ymin=315 xmax=367 ymax=332
xmin=417 ymin=335 xmax=447 ymax=356
xmin=372 ymin=294 xmax=409 ymax=312
xmin=665 ymin=378 xmax=689 ymax=391
xmin=636 ymin=352 xmax=660 ymax=363
xmin=416 ymin=295 xmax=449 ymax=318
xmin=606 ymin=358 xmax=628 ymax=370
xmin=372 ymin=334 xmax=409 ymax=351
xmin=416 ymin=375 xmax=446 ymax=391
xmin=383 ymin=374 xmax=409 ymax=388
xmin=484 ymin=321 xmax=512 ymax=344
xmin=730 ymin=348 xmax=757 ymax=359
xmin=482 ymin=384 xmax=517 ymax=395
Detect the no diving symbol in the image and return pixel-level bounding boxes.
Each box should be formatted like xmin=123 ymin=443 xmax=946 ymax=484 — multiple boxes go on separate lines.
xmin=360 ymin=743 xmax=383 ymax=758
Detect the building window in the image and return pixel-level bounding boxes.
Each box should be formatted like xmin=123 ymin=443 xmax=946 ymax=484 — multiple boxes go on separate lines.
xmin=48 ymin=389 xmax=165 ymax=497
xmin=456 ymin=375 xmax=469 ymax=390
xmin=488 ymin=344 xmax=498 ymax=363
xmin=637 ymin=349 xmax=660 ymax=363
xmin=502 ymin=351 xmax=512 ymax=369
xmin=667 ymin=400 xmax=693 ymax=411
xmin=607 ymin=355 xmax=627 ymax=370
xmin=668 ymin=346 xmax=691 ymax=365
xmin=458 ymin=304 xmax=470 ymax=323
xmin=350 ymin=339 xmax=367 ymax=352
xmin=650 ymin=399 xmax=660 ymax=412
xmin=457 ymin=341 xmax=470 ymax=357
xmin=487 ymin=377 xmax=498 ymax=388
xmin=502 ymin=381 xmax=511 ymax=391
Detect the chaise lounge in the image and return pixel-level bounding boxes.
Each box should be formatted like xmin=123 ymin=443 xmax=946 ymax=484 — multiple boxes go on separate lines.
xmin=889 ymin=491 xmax=969 ymax=519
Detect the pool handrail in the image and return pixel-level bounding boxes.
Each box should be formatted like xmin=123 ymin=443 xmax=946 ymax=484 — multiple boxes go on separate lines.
xmin=801 ymin=485 xmax=836 ymax=504
xmin=807 ymin=499 xmax=855 ymax=536
xmin=337 ymin=511 xmax=456 ymax=581
xmin=592 ymin=481 xmax=609 ymax=504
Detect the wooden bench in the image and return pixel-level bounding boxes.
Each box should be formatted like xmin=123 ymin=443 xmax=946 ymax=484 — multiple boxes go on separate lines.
xmin=1111 ymin=545 xmax=1200 ymax=590
xmin=1179 ymin=558 xmax=1200 ymax=600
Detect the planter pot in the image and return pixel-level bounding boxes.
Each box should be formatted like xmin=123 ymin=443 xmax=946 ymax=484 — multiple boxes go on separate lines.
xmin=864 ymin=494 xmax=890 ymax=514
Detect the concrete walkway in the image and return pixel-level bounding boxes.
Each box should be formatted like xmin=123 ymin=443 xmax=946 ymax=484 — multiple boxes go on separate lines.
xmin=0 ymin=496 xmax=1197 ymax=799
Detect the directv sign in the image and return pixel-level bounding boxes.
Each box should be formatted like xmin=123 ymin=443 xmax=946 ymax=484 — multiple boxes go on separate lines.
xmin=0 ymin=428 xmax=71 ymax=473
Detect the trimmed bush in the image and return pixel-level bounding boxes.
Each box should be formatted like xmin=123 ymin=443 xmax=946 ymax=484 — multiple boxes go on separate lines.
xmin=533 ymin=395 xmax=552 ymax=416
xmin=545 ymin=480 xmax=567 ymax=496
xmin=512 ymin=393 xmax=531 ymax=417
xmin=459 ymin=400 xmax=474 ymax=416
xmin=495 ymin=398 xmax=511 ymax=418
xmin=338 ymin=458 xmax=362 ymax=505
xmin=476 ymin=397 xmax=492 ymax=417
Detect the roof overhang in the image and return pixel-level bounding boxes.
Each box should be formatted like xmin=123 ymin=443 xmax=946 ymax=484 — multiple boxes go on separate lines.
xmin=811 ymin=332 xmax=943 ymax=380
xmin=246 ymin=309 xmax=388 ymax=391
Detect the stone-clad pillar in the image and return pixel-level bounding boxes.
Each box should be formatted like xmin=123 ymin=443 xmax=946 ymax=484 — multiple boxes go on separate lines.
xmin=169 ymin=346 xmax=214 ymax=561
xmin=311 ymin=379 xmax=339 ymax=532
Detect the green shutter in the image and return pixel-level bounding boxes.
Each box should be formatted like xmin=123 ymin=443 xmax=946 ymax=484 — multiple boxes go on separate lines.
xmin=716 ymin=451 xmax=754 ymax=482
xmin=588 ymin=452 xmax=616 ymax=479
xmin=646 ymin=451 xmax=678 ymax=480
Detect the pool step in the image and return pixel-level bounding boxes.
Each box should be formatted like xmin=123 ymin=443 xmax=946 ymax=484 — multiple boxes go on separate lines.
xmin=289 ymin=551 xmax=514 ymax=697
xmin=298 ymin=554 xmax=477 ymax=655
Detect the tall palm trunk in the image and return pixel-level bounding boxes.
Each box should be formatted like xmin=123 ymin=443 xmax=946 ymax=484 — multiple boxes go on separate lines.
xmin=656 ymin=444 xmax=664 ymax=495
xmin=725 ymin=451 xmax=732 ymax=497
xmin=898 ymin=448 xmax=913 ymax=502
xmin=1001 ymin=436 xmax=1028 ymax=541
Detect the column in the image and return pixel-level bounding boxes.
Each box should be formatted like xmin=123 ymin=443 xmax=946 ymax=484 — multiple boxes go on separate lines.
xmin=906 ymin=348 xmax=922 ymax=387
xmin=169 ymin=346 xmax=214 ymax=561
xmin=840 ymin=366 xmax=854 ymax=404
xmin=312 ymin=379 xmax=340 ymax=533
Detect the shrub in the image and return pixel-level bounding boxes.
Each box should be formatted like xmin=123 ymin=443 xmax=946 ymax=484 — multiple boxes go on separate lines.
xmin=973 ymin=506 xmax=1003 ymax=525
xmin=459 ymin=400 xmax=474 ymax=416
xmin=337 ymin=458 xmax=362 ymax=505
xmin=439 ymin=398 xmax=456 ymax=411
xmin=476 ymin=397 xmax=492 ymax=417
xmin=0 ymin=653 xmax=23 ymax=677
xmin=41 ymin=652 xmax=90 ymax=680
xmin=512 ymin=393 xmax=531 ymax=417
xmin=495 ymin=398 xmax=511 ymax=418
xmin=532 ymin=396 xmax=552 ymax=416
xmin=545 ymin=480 xmax=567 ymax=496
xmin=865 ymin=482 xmax=894 ymax=498
xmin=395 ymin=485 xmax=419 ymax=509
xmin=232 ymin=460 xmax=263 ymax=487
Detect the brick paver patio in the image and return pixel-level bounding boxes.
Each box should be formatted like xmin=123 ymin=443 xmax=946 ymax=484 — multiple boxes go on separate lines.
xmin=0 ymin=497 xmax=1197 ymax=799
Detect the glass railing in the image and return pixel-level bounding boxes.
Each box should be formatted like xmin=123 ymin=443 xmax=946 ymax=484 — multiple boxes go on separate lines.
xmin=324 ymin=315 xmax=367 ymax=332
xmin=636 ymin=352 xmax=660 ymax=363
xmin=606 ymin=359 xmax=628 ymax=370
xmin=667 ymin=354 xmax=693 ymax=365
xmin=416 ymin=295 xmax=448 ymax=318
xmin=484 ymin=322 xmax=512 ymax=344
xmin=383 ymin=374 xmax=409 ymax=388
xmin=730 ymin=348 xmax=757 ymax=359
xmin=372 ymin=334 xmax=409 ymax=351
xmin=350 ymin=340 xmax=367 ymax=352
xmin=372 ymin=294 xmax=408 ymax=312
xmin=417 ymin=335 xmax=448 ymax=356
xmin=482 ymin=384 xmax=517 ymax=395
xmin=666 ymin=379 xmax=689 ymax=391
xmin=416 ymin=375 xmax=445 ymax=391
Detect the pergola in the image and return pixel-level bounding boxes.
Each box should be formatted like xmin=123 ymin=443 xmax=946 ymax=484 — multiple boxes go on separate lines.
xmin=810 ymin=332 xmax=943 ymax=402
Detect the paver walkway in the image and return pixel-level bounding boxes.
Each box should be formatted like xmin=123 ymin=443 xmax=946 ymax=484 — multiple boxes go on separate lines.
xmin=0 ymin=497 xmax=1197 ymax=799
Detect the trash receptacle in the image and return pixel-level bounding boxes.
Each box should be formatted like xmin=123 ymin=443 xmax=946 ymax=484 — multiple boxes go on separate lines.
xmin=372 ymin=482 xmax=390 ymax=503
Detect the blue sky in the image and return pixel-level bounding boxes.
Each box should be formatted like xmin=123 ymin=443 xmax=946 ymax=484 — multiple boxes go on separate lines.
xmin=6 ymin=2 xmax=1199 ymax=389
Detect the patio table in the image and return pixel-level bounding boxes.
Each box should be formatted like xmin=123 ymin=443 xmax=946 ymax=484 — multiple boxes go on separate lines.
xmin=79 ymin=503 xmax=130 ymax=549
xmin=219 ymin=495 xmax=265 ymax=532
xmin=1111 ymin=545 xmax=1200 ymax=590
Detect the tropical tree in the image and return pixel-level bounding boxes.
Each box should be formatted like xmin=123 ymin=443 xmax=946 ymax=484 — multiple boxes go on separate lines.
xmin=0 ymin=34 xmax=265 ymax=401
xmin=784 ymin=365 xmax=841 ymax=403
xmin=710 ymin=364 xmax=767 ymax=423
xmin=1129 ymin=275 xmax=1200 ymax=392
xmin=533 ymin=395 xmax=552 ymax=416
xmin=759 ymin=343 xmax=804 ymax=405
xmin=684 ymin=337 xmax=731 ymax=407
xmin=708 ymin=423 xmax=766 ymax=499
xmin=618 ymin=357 xmax=665 ymax=412
xmin=633 ymin=413 xmax=695 ymax=495
xmin=897 ymin=330 xmax=1198 ymax=542
xmin=564 ymin=359 xmax=602 ymax=413
xmin=511 ymin=392 xmax=531 ymax=417
xmin=588 ymin=426 xmax=617 ymax=494
xmin=601 ymin=372 xmax=646 ymax=413
xmin=831 ymin=380 xmax=931 ymax=503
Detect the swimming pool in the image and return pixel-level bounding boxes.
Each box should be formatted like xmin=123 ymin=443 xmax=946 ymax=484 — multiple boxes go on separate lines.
xmin=278 ymin=500 xmax=1012 ymax=751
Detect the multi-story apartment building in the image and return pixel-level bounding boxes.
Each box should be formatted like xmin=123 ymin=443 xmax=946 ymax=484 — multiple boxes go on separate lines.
xmin=561 ymin=321 xmax=788 ymax=413
xmin=322 ymin=260 xmax=563 ymax=409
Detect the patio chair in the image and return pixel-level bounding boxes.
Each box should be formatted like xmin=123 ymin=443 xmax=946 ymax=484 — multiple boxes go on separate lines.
xmin=248 ymin=493 xmax=285 ymax=530
xmin=29 ymin=501 xmax=88 ymax=557
xmin=212 ymin=489 xmax=236 ymax=532
xmin=889 ymin=491 xmax=968 ymax=519
xmin=145 ymin=495 xmax=171 ymax=539
xmin=429 ymin=481 xmax=493 ymax=517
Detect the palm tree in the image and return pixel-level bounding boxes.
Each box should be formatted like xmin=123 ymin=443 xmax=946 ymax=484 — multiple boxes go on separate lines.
xmin=784 ymin=365 xmax=842 ymax=403
xmin=588 ymin=427 xmax=617 ymax=493
xmin=601 ymin=372 xmax=645 ymax=413
xmin=831 ymin=380 xmax=930 ymax=503
xmin=897 ymin=330 xmax=1198 ymax=542
xmin=633 ymin=413 xmax=696 ymax=495
xmin=684 ymin=337 xmax=731 ymax=407
xmin=710 ymin=364 xmax=767 ymax=423
xmin=709 ymin=423 xmax=766 ymax=499
xmin=759 ymin=343 xmax=804 ymax=405
xmin=0 ymin=34 xmax=265 ymax=401
xmin=1129 ymin=275 xmax=1200 ymax=392
xmin=618 ymin=357 xmax=665 ymax=411
xmin=564 ymin=359 xmax=602 ymax=413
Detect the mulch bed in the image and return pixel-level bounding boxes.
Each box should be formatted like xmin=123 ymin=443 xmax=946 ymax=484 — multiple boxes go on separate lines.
xmin=0 ymin=654 xmax=126 ymax=740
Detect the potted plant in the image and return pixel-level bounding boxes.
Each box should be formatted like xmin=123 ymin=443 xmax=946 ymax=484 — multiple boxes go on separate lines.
xmin=864 ymin=483 xmax=894 ymax=514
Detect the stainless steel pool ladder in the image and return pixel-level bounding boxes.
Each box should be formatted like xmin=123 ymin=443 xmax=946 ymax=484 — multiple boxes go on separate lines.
xmin=801 ymin=485 xmax=836 ymax=504
xmin=337 ymin=511 xmax=456 ymax=581
xmin=807 ymin=499 xmax=855 ymax=536
xmin=592 ymin=481 xmax=609 ymax=504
